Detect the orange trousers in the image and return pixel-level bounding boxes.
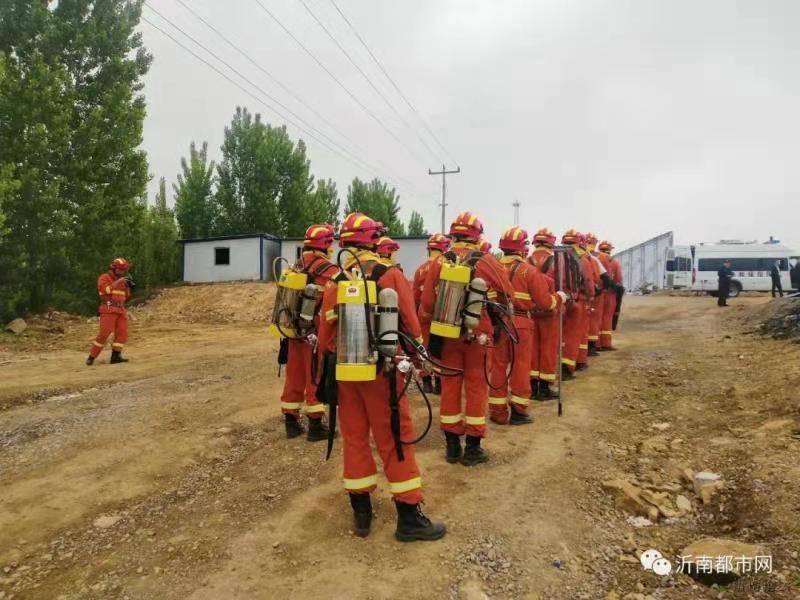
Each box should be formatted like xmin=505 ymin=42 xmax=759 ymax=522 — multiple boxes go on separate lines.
xmin=532 ymin=312 xmax=559 ymax=383
xmin=599 ymin=291 xmax=617 ymax=348
xmin=89 ymin=310 xmax=128 ymax=358
xmin=589 ymin=295 xmax=604 ymax=345
xmin=439 ymin=337 xmax=488 ymax=438
xmin=577 ymin=302 xmax=592 ymax=365
xmin=338 ymin=375 xmax=423 ymax=504
xmin=562 ymin=300 xmax=586 ymax=373
xmin=280 ymin=339 xmax=324 ymax=419
xmin=488 ymin=321 xmax=532 ymax=423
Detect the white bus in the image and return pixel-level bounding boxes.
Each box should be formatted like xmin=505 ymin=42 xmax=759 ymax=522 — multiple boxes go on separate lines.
xmin=665 ymin=242 xmax=799 ymax=296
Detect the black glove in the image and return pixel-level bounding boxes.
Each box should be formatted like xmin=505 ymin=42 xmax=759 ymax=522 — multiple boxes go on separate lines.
xmin=124 ymin=275 xmax=136 ymax=289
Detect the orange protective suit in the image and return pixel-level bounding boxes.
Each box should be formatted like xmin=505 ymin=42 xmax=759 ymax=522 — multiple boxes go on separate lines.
xmin=588 ymin=251 xmax=611 ymax=348
xmin=280 ymin=251 xmax=340 ymax=420
xmin=88 ymin=272 xmax=130 ymax=358
xmin=577 ymin=252 xmax=599 ymax=366
xmin=317 ymin=250 xmax=425 ymax=504
xmin=528 ymin=246 xmax=560 ymax=384
xmin=600 ymin=256 xmax=623 ymax=348
xmin=418 ymin=242 xmax=514 ymax=438
xmin=562 ymin=249 xmax=595 ymax=373
xmin=488 ymin=255 xmax=559 ymax=423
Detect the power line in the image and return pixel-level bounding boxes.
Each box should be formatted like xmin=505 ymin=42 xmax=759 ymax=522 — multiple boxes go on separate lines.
xmin=140 ymin=11 xmax=422 ymax=196
xmin=249 ymin=0 xmax=430 ymax=169
xmin=170 ymin=0 xmax=361 ymax=157
xmin=328 ymin=0 xmax=458 ymax=165
xmin=296 ymin=0 xmax=442 ymax=164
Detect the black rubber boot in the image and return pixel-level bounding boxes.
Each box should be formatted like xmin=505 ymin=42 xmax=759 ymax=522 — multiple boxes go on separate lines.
xmin=561 ymin=365 xmax=576 ymax=380
xmin=460 ymin=435 xmax=488 ymax=466
xmin=421 ymin=376 xmax=434 ymax=394
xmin=576 ymin=362 xmax=588 ymax=371
xmin=394 ymin=502 xmax=446 ymax=542
xmin=306 ymin=417 xmax=328 ymax=442
xmin=588 ymin=342 xmax=600 ymax=357
xmin=432 ymin=376 xmax=441 ymax=395
xmin=537 ymin=381 xmax=558 ymax=401
xmin=530 ymin=378 xmax=539 ymax=400
xmin=509 ymin=409 xmax=533 ymax=425
xmin=85 ymin=356 xmax=95 ymax=366
xmin=109 ymin=351 xmax=128 ymax=364
xmin=444 ymin=432 xmax=462 ymax=464
xmin=284 ymin=414 xmax=304 ymax=439
xmin=349 ymin=493 xmax=373 ymax=537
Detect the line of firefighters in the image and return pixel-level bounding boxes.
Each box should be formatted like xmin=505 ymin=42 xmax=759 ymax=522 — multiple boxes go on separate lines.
xmin=273 ymin=211 xmax=624 ymax=542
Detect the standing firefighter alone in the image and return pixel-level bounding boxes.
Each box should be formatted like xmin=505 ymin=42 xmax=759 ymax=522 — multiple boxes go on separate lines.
xmin=271 ymin=224 xmax=338 ymax=442
xmin=316 ymin=212 xmax=446 ymax=542
xmin=86 ymin=258 xmax=134 ymax=366
xmin=717 ymin=260 xmax=734 ymax=307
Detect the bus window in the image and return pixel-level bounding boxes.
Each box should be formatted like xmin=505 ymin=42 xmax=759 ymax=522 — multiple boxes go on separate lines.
xmin=666 ymin=259 xmax=676 ymax=272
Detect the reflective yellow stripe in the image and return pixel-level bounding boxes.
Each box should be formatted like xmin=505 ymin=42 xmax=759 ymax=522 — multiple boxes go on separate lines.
xmin=529 ymin=370 xmax=540 ymax=377
xmin=579 ymin=344 xmax=588 ymax=350
xmin=281 ymin=402 xmax=302 ymax=410
xmin=389 ymin=477 xmax=422 ymax=494
xmin=343 ymin=474 xmax=378 ymax=490
xmin=539 ymin=372 xmax=556 ymax=381
xmin=510 ymin=395 xmax=530 ymax=407
xmin=486 ymin=291 xmax=497 ymax=299
xmin=440 ymin=413 xmax=463 ymax=424
xmin=465 ymin=415 xmax=486 ymax=426
xmin=548 ymin=296 xmax=557 ymax=310
xmin=105 ymin=286 xmax=112 ymax=294
xmin=112 ymin=343 xmax=124 ymax=349
xmin=488 ymin=396 xmax=508 ymax=405
xmin=92 ymin=341 xmax=104 ymax=348
xmin=325 ymin=309 xmax=337 ymax=322
xmin=588 ymin=335 xmax=598 ymax=341
xmin=562 ymin=357 xmax=576 ymax=367
xmin=600 ymin=330 xmax=612 ymax=335
xmin=111 ymin=290 xmax=126 ymax=296
xmin=514 ymin=291 xmax=531 ymax=300
xmin=304 ymin=404 xmax=325 ymax=414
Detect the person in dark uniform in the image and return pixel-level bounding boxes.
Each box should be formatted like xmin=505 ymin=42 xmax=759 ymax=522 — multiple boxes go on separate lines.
xmin=770 ymin=260 xmax=784 ymax=298
xmin=717 ymin=260 xmax=733 ymax=307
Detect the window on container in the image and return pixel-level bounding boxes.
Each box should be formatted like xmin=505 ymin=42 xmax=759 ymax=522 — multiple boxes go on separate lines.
xmin=666 ymin=259 xmax=676 ymax=272
xmin=215 ymin=247 xmax=230 ymax=265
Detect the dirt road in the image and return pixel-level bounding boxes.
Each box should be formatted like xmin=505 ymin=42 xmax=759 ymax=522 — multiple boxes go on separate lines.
xmin=2 ymin=288 xmax=799 ymax=599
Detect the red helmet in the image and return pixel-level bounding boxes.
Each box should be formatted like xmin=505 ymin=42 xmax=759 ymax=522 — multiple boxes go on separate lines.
xmin=304 ymin=223 xmax=335 ymax=250
xmin=498 ymin=226 xmax=529 ymax=254
xmin=110 ymin=257 xmax=130 ymax=272
xmin=449 ymin=211 xmax=484 ymax=241
xmin=376 ymin=236 xmax=400 ymax=258
xmin=599 ymin=240 xmax=614 ymax=252
xmin=427 ymin=233 xmax=451 ymax=253
xmin=533 ymin=227 xmax=557 ymax=247
xmin=477 ymin=236 xmax=492 ymax=253
xmin=585 ymin=232 xmax=599 ymax=248
xmin=561 ymin=229 xmax=579 ymax=245
xmin=339 ymin=212 xmax=382 ymax=247
xmin=577 ymin=233 xmax=589 ymax=249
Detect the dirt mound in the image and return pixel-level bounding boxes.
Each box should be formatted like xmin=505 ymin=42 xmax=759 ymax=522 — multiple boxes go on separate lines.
xmin=747 ymin=297 xmax=800 ymax=340
xmin=131 ymin=282 xmax=276 ymax=324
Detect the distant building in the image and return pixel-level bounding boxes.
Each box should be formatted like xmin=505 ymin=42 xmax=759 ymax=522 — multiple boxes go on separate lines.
xmin=613 ymin=231 xmax=674 ymax=292
xmin=180 ymin=234 xmax=429 ymax=283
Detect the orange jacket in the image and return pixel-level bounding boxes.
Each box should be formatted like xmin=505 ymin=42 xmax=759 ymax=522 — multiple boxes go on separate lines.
xmin=418 ymin=241 xmax=514 ymax=336
xmin=317 ymin=250 xmax=422 ymax=355
xmin=97 ymin=272 xmax=130 ymax=314
xmin=412 ymin=251 xmax=444 ymax=308
xmin=500 ymin=255 xmax=559 ymax=326
xmin=575 ymin=249 xmax=598 ymax=301
xmin=607 ymin=256 xmax=623 ymax=285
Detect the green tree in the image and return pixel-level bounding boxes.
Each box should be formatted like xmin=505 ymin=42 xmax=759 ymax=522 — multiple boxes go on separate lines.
xmin=174 ymin=141 xmax=215 ymax=239
xmin=137 ymin=177 xmax=180 ymax=291
xmin=0 ymin=0 xmax=151 ymax=319
xmin=407 ymin=210 xmax=427 ymax=236
xmin=215 ymin=107 xmax=314 ymax=237
xmin=345 ymin=177 xmax=406 ymax=235
xmin=306 ymin=178 xmax=340 ymax=227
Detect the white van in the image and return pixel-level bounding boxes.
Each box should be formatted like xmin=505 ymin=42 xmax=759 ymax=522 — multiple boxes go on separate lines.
xmin=665 ymin=242 xmax=799 ymax=296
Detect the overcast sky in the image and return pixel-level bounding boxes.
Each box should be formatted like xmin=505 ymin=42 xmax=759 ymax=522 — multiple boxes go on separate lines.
xmin=139 ymin=0 xmax=800 ymax=251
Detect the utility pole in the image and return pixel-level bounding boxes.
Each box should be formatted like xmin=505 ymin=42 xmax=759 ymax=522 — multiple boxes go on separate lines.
xmin=428 ymin=164 xmax=461 ymax=233
xmin=512 ymin=200 xmax=520 ymax=226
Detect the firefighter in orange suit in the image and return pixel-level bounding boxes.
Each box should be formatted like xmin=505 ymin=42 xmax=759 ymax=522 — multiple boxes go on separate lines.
xmin=586 ymin=233 xmax=608 ymax=357
xmin=477 ymin=236 xmax=492 ymax=253
xmin=86 ymin=258 xmax=133 ymax=366
xmin=561 ymin=231 xmax=594 ymax=379
xmin=412 ymin=233 xmax=451 ymax=394
xmin=280 ymin=224 xmax=338 ymax=441
xmin=528 ymin=228 xmax=561 ymax=399
xmin=488 ymin=227 xmax=564 ymax=425
xmin=418 ymin=212 xmax=514 ymax=466
xmin=598 ymin=240 xmax=623 ymax=350
xmin=576 ymin=233 xmax=599 ymax=370
xmin=376 ymin=235 xmax=400 ymax=266
xmin=317 ymin=212 xmax=445 ymax=542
